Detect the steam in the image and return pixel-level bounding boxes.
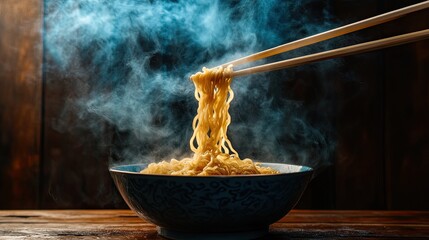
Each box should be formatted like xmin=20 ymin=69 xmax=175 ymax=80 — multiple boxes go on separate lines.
xmin=45 ymin=0 xmax=339 ymax=169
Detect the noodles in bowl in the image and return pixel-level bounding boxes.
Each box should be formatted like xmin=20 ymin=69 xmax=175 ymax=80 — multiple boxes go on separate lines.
xmin=110 ymin=163 xmax=313 ymax=239
xmin=110 ymin=66 xmax=313 ymax=239
xmin=141 ymin=66 xmax=278 ymax=176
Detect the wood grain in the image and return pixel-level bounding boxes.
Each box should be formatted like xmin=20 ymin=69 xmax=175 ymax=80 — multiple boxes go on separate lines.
xmin=383 ymin=5 xmax=429 ymax=209
xmin=0 ymin=210 xmax=428 ymax=239
xmin=0 ymin=0 xmax=43 ymax=209
xmin=334 ymin=0 xmax=429 ymax=210
xmin=333 ymin=0 xmax=386 ymax=209
xmin=40 ymin=0 xmax=123 ymax=209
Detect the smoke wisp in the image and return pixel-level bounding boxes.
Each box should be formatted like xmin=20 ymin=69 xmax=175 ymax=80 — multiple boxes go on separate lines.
xmin=45 ymin=0 xmax=340 ymax=169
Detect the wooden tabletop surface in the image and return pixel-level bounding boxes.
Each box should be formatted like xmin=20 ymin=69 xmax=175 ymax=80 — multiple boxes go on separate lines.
xmin=0 ymin=210 xmax=428 ymax=239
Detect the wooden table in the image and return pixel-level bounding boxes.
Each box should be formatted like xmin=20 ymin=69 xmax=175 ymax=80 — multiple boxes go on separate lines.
xmin=0 ymin=210 xmax=428 ymax=239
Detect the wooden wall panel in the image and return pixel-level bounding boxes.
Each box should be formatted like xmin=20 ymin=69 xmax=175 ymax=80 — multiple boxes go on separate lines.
xmin=40 ymin=1 xmax=125 ymax=208
xmin=333 ymin=0 xmax=386 ymax=209
xmin=39 ymin=74 xmax=120 ymax=208
xmin=333 ymin=0 xmax=429 ymax=210
xmin=384 ymin=41 xmax=429 ymax=210
xmin=383 ymin=3 xmax=429 ymax=209
xmin=0 ymin=1 xmax=43 ymax=209
xmin=334 ymin=52 xmax=386 ymax=209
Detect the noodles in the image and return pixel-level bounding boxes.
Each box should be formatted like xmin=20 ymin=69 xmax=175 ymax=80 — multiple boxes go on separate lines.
xmin=141 ymin=65 xmax=278 ymax=175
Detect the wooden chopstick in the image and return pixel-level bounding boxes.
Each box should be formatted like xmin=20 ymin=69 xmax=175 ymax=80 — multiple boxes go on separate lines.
xmin=220 ymin=1 xmax=429 ymax=68
xmin=232 ymin=29 xmax=429 ymax=77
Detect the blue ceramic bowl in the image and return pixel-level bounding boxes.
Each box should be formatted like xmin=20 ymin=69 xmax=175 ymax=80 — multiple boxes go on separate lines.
xmin=110 ymin=163 xmax=313 ymax=240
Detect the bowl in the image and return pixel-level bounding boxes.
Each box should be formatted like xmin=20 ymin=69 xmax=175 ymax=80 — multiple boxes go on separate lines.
xmin=110 ymin=163 xmax=313 ymax=240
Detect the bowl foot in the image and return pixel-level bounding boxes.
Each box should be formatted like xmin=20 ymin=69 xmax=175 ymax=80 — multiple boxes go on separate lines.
xmin=158 ymin=226 xmax=268 ymax=240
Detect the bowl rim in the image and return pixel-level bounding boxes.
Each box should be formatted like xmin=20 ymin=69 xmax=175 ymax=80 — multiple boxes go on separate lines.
xmin=109 ymin=162 xmax=313 ymax=178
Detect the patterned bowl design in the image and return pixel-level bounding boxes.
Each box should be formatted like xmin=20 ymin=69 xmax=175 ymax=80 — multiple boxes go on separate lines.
xmin=110 ymin=163 xmax=313 ymax=239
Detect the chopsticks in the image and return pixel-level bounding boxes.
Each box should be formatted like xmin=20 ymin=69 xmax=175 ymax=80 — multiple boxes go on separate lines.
xmin=219 ymin=0 xmax=429 ymax=76
xmin=232 ymin=29 xmax=429 ymax=77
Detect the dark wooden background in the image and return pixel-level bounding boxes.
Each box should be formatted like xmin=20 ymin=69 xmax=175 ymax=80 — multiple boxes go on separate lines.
xmin=1 ymin=0 xmax=428 ymax=210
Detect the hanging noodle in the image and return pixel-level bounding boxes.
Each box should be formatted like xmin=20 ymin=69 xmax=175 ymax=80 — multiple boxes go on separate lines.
xmin=141 ymin=65 xmax=278 ymax=175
